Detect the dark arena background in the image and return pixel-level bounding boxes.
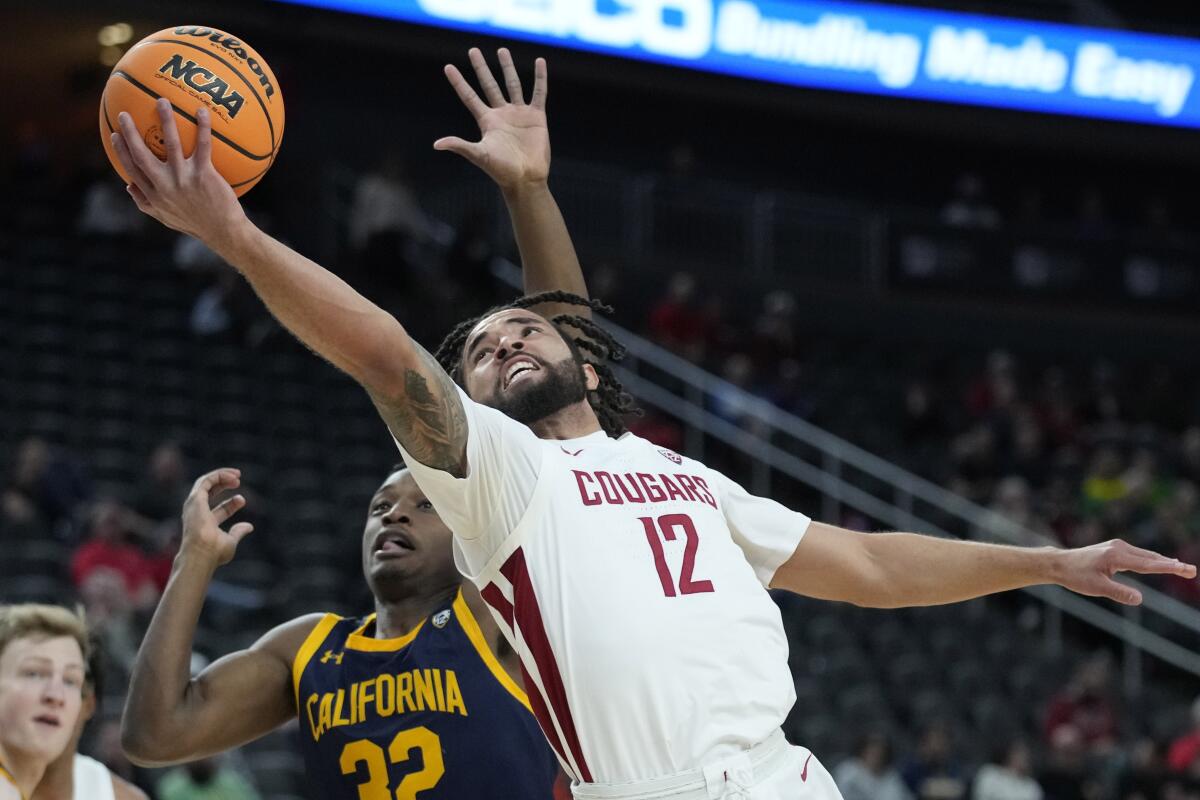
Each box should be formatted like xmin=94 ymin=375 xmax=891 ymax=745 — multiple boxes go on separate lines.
xmin=4 ymin=0 xmax=1200 ymax=797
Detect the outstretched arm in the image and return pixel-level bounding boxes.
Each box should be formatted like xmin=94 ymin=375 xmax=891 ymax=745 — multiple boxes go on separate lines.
xmin=772 ymin=521 xmax=1197 ymax=608
xmin=121 ymin=468 xmax=319 ymax=765
xmin=111 ymin=103 xmax=468 ymax=473
xmin=436 ymin=48 xmax=589 ymax=319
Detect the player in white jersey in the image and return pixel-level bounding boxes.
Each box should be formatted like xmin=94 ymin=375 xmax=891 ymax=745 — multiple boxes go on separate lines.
xmin=111 ymin=47 xmax=1197 ymax=800
xmin=32 ymin=648 xmax=147 ymax=800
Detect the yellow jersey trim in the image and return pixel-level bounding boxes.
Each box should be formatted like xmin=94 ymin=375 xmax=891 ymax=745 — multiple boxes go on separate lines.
xmin=345 ymin=613 xmax=425 ymax=652
xmin=292 ymin=613 xmax=341 ymax=709
xmin=452 ymin=590 xmax=532 ymax=713
xmin=0 ymin=762 xmax=26 ymax=800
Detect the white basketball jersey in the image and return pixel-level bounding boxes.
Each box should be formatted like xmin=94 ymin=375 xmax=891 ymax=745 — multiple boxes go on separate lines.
xmin=72 ymin=755 xmax=115 ymax=800
xmin=397 ymin=389 xmax=810 ymax=784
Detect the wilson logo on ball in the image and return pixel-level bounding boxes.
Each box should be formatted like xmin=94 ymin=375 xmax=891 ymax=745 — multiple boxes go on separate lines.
xmin=158 ymin=54 xmax=246 ymax=118
xmin=173 ymin=26 xmax=277 ymax=98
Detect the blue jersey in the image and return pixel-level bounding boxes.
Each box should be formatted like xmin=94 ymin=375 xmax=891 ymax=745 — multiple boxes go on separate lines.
xmin=292 ymin=589 xmax=559 ymax=800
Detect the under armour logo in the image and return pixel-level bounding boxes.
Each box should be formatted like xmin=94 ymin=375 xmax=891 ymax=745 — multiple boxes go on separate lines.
xmin=658 ymin=449 xmax=682 ymax=465
xmin=320 ymin=650 xmax=344 ymax=665
xmin=561 ymin=447 xmax=584 ymax=457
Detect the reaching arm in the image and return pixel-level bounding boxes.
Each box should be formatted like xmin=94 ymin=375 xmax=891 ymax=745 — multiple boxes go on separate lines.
xmin=771 ymin=521 xmax=1197 ymax=608
xmin=111 ymin=103 xmax=468 ymax=473
xmin=435 ymin=48 xmax=589 ymax=320
xmin=120 ymin=468 xmax=318 ymax=766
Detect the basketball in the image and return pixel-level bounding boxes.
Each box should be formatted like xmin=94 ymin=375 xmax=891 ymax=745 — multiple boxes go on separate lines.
xmin=99 ymin=26 xmax=284 ymax=197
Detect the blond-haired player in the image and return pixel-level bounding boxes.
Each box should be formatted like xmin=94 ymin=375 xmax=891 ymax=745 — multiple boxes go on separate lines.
xmin=111 ymin=45 xmax=1197 ymax=800
xmin=0 ymin=605 xmax=88 ymax=800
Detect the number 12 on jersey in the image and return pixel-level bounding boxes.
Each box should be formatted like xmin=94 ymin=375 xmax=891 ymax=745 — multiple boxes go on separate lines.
xmin=640 ymin=514 xmax=714 ymax=597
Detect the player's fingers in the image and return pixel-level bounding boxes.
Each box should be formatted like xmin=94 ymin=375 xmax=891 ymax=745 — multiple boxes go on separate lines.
xmin=110 ymin=132 xmax=156 ymax=194
xmin=496 ymin=48 xmax=525 ymax=104
xmin=530 ymin=57 xmax=548 ymax=110
xmin=194 ymin=107 xmax=213 ymax=167
xmin=126 ymin=184 xmax=152 ymax=213
xmin=211 ymin=494 xmax=247 ymax=525
xmin=116 ymin=112 xmax=165 ymax=187
xmin=443 ymin=64 xmax=489 ymax=120
xmin=433 ymin=136 xmax=485 ymax=163
xmin=1099 ymin=578 xmax=1143 ymax=605
xmin=156 ymin=98 xmax=184 ymax=172
xmin=189 ymin=467 xmax=242 ymax=501
xmin=1116 ymin=553 xmax=1196 ymax=577
xmin=468 ymin=47 xmax=505 ymax=106
xmin=228 ymin=522 xmax=254 ymax=544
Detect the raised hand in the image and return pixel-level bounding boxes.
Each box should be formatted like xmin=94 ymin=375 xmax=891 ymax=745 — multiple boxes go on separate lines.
xmin=110 ymin=98 xmax=248 ymax=248
xmin=180 ymin=468 xmax=255 ymax=567
xmin=1056 ymin=538 xmax=1196 ymax=605
xmin=435 ymin=47 xmax=551 ymax=191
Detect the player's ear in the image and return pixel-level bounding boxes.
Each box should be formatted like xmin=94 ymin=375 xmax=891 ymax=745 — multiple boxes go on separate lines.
xmin=583 ymin=363 xmax=599 ymax=392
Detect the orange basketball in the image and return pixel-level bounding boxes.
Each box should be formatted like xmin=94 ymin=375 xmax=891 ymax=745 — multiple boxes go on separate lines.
xmin=99 ymin=26 xmax=284 ymax=197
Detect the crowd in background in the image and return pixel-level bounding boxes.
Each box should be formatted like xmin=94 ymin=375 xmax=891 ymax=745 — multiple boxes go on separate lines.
xmin=5 ymin=111 xmax=1200 ymax=800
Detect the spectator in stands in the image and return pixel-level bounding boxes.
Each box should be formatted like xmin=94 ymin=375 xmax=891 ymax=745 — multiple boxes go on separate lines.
xmin=1115 ymin=737 xmax=1166 ymax=800
xmin=749 ymin=290 xmax=798 ymax=367
xmin=942 ymin=172 xmax=1001 ymax=229
xmin=710 ymin=353 xmax=757 ymax=429
xmin=1034 ymin=367 xmax=1079 ymax=449
xmin=1169 ymin=696 xmax=1200 ymax=776
xmin=348 ymin=153 xmax=432 ymax=297
xmin=131 ymin=441 xmax=188 ymax=525
xmin=834 ymin=731 xmax=913 ymax=800
xmin=1044 ymin=652 xmax=1119 ymax=753
xmin=900 ymin=721 xmax=968 ymax=800
xmin=765 ymin=358 xmax=815 ymax=420
xmin=69 ymin=501 xmax=161 ymax=610
xmin=3 ymin=437 xmax=91 ymax=539
xmin=157 ymin=757 xmax=261 ymax=800
xmin=647 ymin=271 xmax=709 ymax=361
xmin=78 ymin=569 xmax=139 ymax=682
xmin=985 ymin=476 xmax=1053 ymax=544
xmin=1037 ymin=724 xmax=1099 ymax=800
xmin=972 ymin=739 xmax=1042 ymax=800
xmin=1081 ymin=447 xmax=1128 ymax=516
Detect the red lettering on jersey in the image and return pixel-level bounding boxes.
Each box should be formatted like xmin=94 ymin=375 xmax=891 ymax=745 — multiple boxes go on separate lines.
xmin=674 ymin=474 xmax=704 ymax=504
xmin=612 ymin=473 xmax=646 ymax=503
xmin=636 ymin=473 xmax=668 ymax=502
xmin=692 ymin=476 xmax=718 ymax=508
xmin=573 ymin=470 xmax=602 ymax=506
xmin=660 ymin=474 xmax=688 ymax=502
xmin=595 ymin=472 xmax=624 ymax=505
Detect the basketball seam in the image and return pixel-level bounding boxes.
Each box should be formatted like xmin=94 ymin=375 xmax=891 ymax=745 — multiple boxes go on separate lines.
xmin=111 ymin=70 xmax=272 ymax=162
xmin=140 ymin=37 xmax=278 ymax=152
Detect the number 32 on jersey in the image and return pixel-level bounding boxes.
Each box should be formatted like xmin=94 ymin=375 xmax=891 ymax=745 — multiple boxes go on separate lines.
xmin=340 ymin=725 xmax=444 ymax=800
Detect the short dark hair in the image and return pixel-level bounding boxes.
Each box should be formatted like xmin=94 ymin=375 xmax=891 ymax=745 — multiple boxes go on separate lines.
xmin=433 ymin=291 xmax=638 ymax=437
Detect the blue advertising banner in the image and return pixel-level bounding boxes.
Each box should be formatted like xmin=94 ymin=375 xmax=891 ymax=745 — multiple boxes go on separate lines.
xmin=274 ymin=0 xmax=1200 ymax=128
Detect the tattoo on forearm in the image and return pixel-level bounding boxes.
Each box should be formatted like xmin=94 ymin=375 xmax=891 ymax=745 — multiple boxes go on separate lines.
xmin=371 ymin=344 xmax=468 ymax=476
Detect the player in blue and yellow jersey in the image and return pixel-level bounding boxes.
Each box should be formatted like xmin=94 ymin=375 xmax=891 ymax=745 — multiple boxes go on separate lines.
xmin=119 ymin=48 xmax=590 ymax=799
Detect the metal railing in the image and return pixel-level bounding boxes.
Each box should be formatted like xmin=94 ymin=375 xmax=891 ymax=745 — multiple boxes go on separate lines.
xmin=494 ymin=259 xmax=1200 ymax=687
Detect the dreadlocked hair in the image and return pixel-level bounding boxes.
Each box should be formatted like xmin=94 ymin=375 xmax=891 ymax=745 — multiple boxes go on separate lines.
xmin=433 ymin=290 xmax=639 ymax=437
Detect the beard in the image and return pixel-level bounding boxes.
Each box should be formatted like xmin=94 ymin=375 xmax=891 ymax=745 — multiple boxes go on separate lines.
xmin=491 ymin=356 xmax=588 ymax=426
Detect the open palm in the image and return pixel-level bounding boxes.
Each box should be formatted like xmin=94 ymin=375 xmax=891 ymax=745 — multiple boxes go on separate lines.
xmin=436 ymin=48 xmax=550 ymax=190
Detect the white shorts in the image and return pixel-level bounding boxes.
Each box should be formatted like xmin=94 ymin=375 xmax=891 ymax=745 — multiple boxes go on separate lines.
xmin=570 ymin=731 xmax=845 ymax=800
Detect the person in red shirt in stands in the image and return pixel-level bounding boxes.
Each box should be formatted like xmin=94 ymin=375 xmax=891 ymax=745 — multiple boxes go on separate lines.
xmin=1168 ymin=696 xmax=1200 ymax=775
xmin=69 ymin=502 xmax=161 ymax=609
